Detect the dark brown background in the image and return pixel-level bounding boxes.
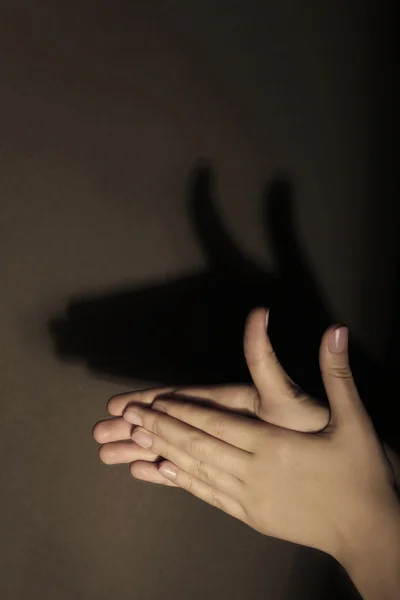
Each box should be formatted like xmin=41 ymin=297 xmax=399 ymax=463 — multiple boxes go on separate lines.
xmin=0 ymin=2 xmax=396 ymax=599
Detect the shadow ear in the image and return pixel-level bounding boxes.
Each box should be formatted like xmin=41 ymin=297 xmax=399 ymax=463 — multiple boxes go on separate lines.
xmin=263 ymin=173 xmax=299 ymax=275
xmin=264 ymin=173 xmax=331 ymax=321
xmin=188 ymin=161 xmax=254 ymax=274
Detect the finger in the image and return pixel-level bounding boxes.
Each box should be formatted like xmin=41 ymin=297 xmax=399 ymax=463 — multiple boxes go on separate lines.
xmin=93 ymin=417 xmax=132 ymax=443
xmin=159 ymin=385 xmax=258 ymax=416
xmin=98 ymin=441 xmax=159 ymax=464
xmin=107 ymin=385 xmax=257 ymax=418
xmin=131 ymin=430 xmax=242 ymax=496
xmin=319 ymin=326 xmax=369 ymax=430
xmin=151 ymin=397 xmax=264 ymax=451
xmin=157 ymin=460 xmax=246 ymax=521
xmin=123 ymin=407 xmax=250 ymax=477
xmin=244 ymin=307 xmax=292 ymax=399
xmin=244 ymin=307 xmax=328 ymax=431
xmin=107 ymin=387 xmax=174 ymax=416
xmin=130 ymin=461 xmax=178 ymax=487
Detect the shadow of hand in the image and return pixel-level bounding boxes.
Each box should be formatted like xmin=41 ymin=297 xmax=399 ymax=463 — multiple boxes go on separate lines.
xmin=49 ymin=163 xmax=397 ymax=450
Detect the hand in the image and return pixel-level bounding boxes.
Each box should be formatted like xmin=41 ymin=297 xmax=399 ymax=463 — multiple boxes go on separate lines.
xmin=93 ymin=309 xmax=400 ymax=598
xmin=119 ymin=323 xmax=400 ymax=600
xmin=93 ymin=308 xmax=329 ymax=484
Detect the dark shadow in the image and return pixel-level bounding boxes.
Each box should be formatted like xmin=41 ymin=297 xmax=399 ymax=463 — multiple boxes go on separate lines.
xmin=49 ymin=162 xmax=398 ymax=451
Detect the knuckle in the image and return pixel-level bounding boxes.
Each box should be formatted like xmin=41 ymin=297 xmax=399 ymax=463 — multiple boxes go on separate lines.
xmin=150 ymin=415 xmax=163 ymax=438
xmin=183 ymin=474 xmax=194 ymax=493
xmin=152 ymin=401 xmax=168 ymax=414
xmin=194 ymin=460 xmax=212 ymax=483
xmin=210 ymin=417 xmax=226 ymax=438
xmin=210 ymin=489 xmax=223 ymax=510
xmin=187 ymin=433 xmax=204 ymax=456
xmin=151 ymin=436 xmax=168 ymax=459
xmin=207 ymin=417 xmax=225 ymax=439
xmin=174 ymin=402 xmax=196 ymax=422
xmin=330 ymin=365 xmax=353 ymax=379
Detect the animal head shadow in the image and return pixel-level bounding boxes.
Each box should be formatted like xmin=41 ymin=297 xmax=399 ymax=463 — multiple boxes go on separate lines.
xmin=49 ymin=162 xmax=397 ymax=448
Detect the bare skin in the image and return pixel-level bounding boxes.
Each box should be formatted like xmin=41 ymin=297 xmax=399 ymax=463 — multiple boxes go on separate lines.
xmin=93 ymin=308 xmax=400 ymax=599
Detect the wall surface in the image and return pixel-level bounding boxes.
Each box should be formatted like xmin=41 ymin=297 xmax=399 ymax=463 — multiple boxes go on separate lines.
xmin=0 ymin=2 xmax=394 ymax=599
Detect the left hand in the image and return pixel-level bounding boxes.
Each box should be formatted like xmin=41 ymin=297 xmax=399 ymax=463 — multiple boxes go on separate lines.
xmin=117 ymin=325 xmax=399 ymax=568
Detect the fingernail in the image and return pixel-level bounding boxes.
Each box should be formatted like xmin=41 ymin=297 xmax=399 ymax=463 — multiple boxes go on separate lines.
xmin=152 ymin=402 xmax=166 ymax=413
xmin=265 ymin=309 xmax=269 ymax=330
xmin=132 ymin=430 xmax=152 ymax=448
xmin=328 ymin=326 xmax=348 ymax=354
xmin=159 ymin=464 xmax=177 ymax=480
xmin=123 ymin=410 xmax=143 ymax=426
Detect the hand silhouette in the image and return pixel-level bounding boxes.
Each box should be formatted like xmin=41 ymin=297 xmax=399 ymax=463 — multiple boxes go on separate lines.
xmin=51 ymin=162 xmax=397 ymax=450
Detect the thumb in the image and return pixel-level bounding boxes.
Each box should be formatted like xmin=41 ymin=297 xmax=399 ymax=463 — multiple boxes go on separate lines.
xmin=244 ymin=308 xmax=328 ymax=431
xmin=319 ymin=326 xmax=369 ymax=430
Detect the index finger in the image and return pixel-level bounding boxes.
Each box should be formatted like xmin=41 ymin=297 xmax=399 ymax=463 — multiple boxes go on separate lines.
xmin=151 ymin=397 xmax=264 ymax=452
xmin=107 ymin=387 xmax=174 ymax=416
xmin=107 ymin=385 xmax=258 ymax=417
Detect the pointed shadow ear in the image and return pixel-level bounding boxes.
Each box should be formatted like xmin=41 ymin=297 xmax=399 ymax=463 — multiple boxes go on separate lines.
xmin=187 ymin=160 xmax=253 ymax=273
xmin=263 ymin=173 xmax=298 ymax=274
xmin=263 ymin=173 xmax=330 ymax=317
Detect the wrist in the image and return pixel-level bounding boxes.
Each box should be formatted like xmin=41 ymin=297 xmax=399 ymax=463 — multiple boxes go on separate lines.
xmin=337 ymin=500 xmax=400 ymax=600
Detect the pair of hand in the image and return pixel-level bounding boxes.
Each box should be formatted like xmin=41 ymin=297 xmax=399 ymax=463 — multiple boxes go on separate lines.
xmin=93 ymin=308 xmax=400 ymax=596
